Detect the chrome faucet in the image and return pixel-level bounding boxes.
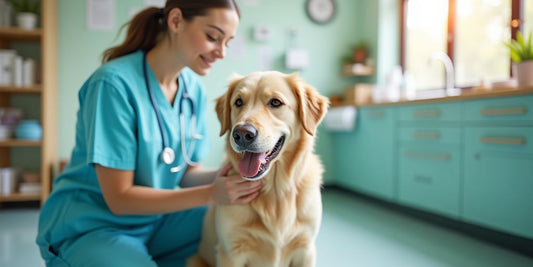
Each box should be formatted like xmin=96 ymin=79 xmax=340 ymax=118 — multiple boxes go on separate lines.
xmin=428 ymin=52 xmax=461 ymax=96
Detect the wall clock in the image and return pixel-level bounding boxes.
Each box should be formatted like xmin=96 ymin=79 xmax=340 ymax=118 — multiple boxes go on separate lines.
xmin=305 ymin=0 xmax=336 ymax=24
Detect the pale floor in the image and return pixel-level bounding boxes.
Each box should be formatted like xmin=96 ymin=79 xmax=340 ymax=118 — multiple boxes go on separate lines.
xmin=1 ymin=189 xmax=532 ymax=267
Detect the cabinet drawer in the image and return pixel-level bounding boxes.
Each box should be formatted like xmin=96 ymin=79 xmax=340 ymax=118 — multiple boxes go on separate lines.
xmin=360 ymin=107 xmax=393 ymax=121
xmin=464 ymin=95 xmax=533 ymax=123
xmin=398 ymin=146 xmax=461 ymax=217
xmin=398 ymin=102 xmax=461 ymax=122
xmin=399 ymin=127 xmax=461 ymax=145
xmin=465 ymin=127 xmax=533 ymax=155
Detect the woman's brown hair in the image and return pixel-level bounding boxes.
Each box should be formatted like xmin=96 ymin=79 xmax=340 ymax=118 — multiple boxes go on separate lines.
xmin=101 ymin=0 xmax=240 ymax=63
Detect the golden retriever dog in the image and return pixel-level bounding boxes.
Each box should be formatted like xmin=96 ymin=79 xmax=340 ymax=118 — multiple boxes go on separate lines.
xmin=188 ymin=71 xmax=329 ymax=267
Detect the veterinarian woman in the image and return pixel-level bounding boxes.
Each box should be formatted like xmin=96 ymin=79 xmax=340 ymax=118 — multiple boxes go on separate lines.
xmin=36 ymin=1 xmax=262 ymax=266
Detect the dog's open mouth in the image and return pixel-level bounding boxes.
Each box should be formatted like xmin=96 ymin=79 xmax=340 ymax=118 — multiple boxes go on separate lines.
xmin=238 ymin=136 xmax=285 ymax=180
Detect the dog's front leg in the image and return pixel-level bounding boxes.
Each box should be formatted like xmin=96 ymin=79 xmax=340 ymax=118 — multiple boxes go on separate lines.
xmin=217 ymin=247 xmax=248 ymax=267
xmin=288 ymin=245 xmax=316 ymax=267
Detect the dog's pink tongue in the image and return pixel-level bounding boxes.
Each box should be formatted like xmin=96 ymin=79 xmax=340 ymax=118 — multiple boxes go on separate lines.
xmin=238 ymin=152 xmax=267 ymax=177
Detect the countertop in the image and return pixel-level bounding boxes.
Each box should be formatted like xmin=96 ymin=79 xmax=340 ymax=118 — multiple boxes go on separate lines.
xmin=333 ymin=86 xmax=533 ymax=108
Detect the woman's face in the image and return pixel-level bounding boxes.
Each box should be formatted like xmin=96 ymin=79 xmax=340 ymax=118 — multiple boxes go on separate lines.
xmin=173 ymin=8 xmax=239 ymax=76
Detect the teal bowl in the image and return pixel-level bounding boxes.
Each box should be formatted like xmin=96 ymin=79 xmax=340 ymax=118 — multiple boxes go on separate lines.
xmin=15 ymin=120 xmax=42 ymax=140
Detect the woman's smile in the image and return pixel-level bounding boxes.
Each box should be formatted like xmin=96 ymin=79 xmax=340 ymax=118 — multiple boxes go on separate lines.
xmin=201 ymin=55 xmax=215 ymax=68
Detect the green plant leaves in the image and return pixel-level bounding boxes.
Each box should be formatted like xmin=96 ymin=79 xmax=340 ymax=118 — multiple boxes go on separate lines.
xmin=6 ymin=0 xmax=40 ymax=14
xmin=505 ymin=31 xmax=533 ymax=63
xmin=504 ymin=42 xmax=521 ymax=63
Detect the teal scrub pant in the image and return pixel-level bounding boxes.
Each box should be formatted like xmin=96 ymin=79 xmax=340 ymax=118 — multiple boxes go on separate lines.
xmin=39 ymin=206 xmax=207 ymax=267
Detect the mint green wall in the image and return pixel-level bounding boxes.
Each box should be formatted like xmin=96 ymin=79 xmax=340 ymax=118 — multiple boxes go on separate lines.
xmin=57 ymin=0 xmax=398 ymax=183
xmin=377 ymin=0 xmax=400 ymax=87
xmin=353 ymin=0 xmax=400 ymax=87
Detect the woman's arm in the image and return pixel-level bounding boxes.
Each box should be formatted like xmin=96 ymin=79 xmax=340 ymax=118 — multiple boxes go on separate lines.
xmin=95 ymin=163 xmax=262 ymax=215
xmin=179 ymin=165 xmax=217 ymax=188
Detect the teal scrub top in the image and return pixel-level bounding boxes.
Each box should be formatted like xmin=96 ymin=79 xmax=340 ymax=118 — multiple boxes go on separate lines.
xmin=38 ymin=50 xmax=210 ymax=246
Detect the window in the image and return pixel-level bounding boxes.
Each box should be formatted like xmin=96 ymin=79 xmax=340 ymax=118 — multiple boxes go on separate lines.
xmin=402 ymin=0 xmax=531 ymax=91
xmin=455 ymin=0 xmax=511 ymax=86
xmin=405 ymin=0 xmax=448 ymax=90
xmin=526 ymin=1 xmax=533 ymax=35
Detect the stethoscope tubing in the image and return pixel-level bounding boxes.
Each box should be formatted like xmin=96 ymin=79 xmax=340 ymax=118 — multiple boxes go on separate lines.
xmin=143 ymin=54 xmax=168 ymax=150
xmin=143 ymin=52 xmax=202 ymax=172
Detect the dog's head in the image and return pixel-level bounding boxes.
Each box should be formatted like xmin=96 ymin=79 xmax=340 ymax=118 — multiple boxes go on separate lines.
xmin=215 ymin=71 xmax=329 ymax=180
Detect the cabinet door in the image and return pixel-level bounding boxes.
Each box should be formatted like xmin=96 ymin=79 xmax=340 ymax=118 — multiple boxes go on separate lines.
xmin=463 ymin=127 xmax=533 ymax=238
xmin=332 ymin=107 xmax=396 ymax=200
xmin=398 ymin=145 xmax=461 ymax=218
xmin=333 ymin=131 xmax=360 ymax=192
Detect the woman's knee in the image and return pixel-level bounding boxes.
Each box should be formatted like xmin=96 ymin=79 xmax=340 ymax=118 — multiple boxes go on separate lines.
xmin=58 ymin=230 xmax=157 ymax=267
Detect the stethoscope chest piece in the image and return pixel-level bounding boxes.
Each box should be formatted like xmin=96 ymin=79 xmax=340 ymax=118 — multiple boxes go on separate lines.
xmin=161 ymin=147 xmax=175 ymax=165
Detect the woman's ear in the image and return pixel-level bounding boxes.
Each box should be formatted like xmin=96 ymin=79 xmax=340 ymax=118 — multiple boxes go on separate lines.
xmin=167 ymin=7 xmax=184 ymax=33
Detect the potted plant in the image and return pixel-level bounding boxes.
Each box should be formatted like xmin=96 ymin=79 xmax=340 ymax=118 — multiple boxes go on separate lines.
xmin=341 ymin=54 xmax=353 ymax=65
xmin=505 ymin=30 xmax=533 ymax=87
xmin=340 ymin=54 xmax=353 ymax=74
xmin=7 ymin=0 xmax=40 ymax=30
xmin=352 ymin=41 xmax=370 ymax=64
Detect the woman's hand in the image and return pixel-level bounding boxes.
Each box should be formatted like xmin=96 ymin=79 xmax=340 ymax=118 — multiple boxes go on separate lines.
xmin=210 ymin=163 xmax=262 ymax=205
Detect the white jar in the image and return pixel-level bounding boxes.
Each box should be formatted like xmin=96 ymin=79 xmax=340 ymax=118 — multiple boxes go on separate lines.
xmin=0 ymin=168 xmax=18 ymax=195
xmin=515 ymin=61 xmax=533 ymax=87
xmin=16 ymin=12 xmax=38 ymax=30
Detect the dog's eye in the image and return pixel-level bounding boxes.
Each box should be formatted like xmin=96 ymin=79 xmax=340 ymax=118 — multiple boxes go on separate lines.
xmin=235 ymin=98 xmax=243 ymax=107
xmin=268 ymin=98 xmax=284 ymax=108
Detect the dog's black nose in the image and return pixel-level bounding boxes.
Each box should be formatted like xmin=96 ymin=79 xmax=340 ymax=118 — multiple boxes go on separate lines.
xmin=232 ymin=124 xmax=258 ymax=148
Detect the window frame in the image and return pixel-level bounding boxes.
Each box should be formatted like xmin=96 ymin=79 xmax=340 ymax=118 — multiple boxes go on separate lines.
xmin=400 ymin=0 xmax=524 ymax=83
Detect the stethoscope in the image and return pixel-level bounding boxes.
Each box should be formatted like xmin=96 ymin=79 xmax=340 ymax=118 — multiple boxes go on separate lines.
xmin=143 ymin=52 xmax=203 ymax=173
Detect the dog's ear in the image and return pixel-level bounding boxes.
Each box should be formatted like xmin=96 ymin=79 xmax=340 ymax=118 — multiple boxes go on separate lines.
xmin=215 ymin=94 xmax=228 ymax=136
xmin=287 ymin=73 xmax=329 ymax=136
xmin=215 ymin=73 xmax=243 ymax=136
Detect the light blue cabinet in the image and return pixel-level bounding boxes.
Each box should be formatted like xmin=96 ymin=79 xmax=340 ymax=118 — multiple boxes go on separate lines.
xmin=333 ymin=107 xmax=396 ymax=200
xmin=462 ymin=95 xmax=533 ymax=239
xmin=332 ymin=93 xmax=533 ymax=240
xmin=396 ymin=102 xmax=462 ymax=217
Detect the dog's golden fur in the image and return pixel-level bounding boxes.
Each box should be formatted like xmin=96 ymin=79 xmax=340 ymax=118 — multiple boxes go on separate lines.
xmin=188 ymin=71 xmax=329 ymax=267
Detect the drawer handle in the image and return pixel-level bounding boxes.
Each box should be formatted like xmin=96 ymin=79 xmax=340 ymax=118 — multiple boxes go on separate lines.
xmin=404 ymin=151 xmax=451 ymax=161
xmin=366 ymin=111 xmax=385 ymax=119
xmin=412 ymin=131 xmax=440 ymax=140
xmin=480 ymin=137 xmax=526 ymax=145
xmin=412 ymin=110 xmax=441 ymax=118
xmin=479 ymin=107 xmax=527 ymax=116
xmin=414 ymin=175 xmax=433 ymax=184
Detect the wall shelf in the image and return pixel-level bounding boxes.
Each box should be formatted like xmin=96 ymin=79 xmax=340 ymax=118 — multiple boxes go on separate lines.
xmin=0 ymin=27 xmax=42 ymax=42
xmin=0 ymin=139 xmax=42 ymax=147
xmin=341 ymin=63 xmax=374 ymax=76
xmin=0 ymin=85 xmax=42 ymax=93
xmin=0 ymin=0 xmax=57 ymax=207
xmin=0 ymin=193 xmax=41 ymax=202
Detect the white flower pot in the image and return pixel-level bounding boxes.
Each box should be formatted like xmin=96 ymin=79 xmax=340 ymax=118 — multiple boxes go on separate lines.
xmin=515 ymin=61 xmax=533 ymax=87
xmin=17 ymin=12 xmax=38 ymax=30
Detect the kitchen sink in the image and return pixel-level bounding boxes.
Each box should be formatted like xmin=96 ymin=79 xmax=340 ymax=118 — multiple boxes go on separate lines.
xmin=415 ymin=88 xmax=462 ymax=99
